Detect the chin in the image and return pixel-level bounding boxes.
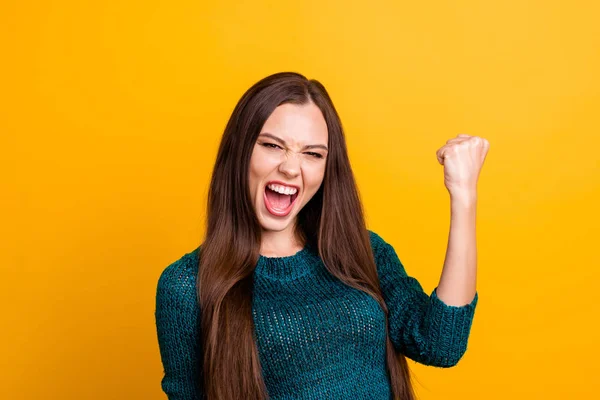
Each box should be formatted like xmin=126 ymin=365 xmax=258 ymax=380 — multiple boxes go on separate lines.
xmin=258 ymin=213 xmax=297 ymax=232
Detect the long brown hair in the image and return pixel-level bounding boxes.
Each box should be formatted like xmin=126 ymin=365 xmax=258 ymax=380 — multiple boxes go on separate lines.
xmin=198 ymin=72 xmax=416 ymax=400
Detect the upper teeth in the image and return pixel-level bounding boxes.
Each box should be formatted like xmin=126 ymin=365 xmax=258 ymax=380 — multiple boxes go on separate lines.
xmin=267 ymin=184 xmax=298 ymax=195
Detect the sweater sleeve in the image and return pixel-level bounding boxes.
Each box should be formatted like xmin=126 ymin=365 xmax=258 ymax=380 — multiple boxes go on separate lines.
xmin=155 ymin=252 xmax=204 ymax=399
xmin=370 ymin=231 xmax=479 ymax=368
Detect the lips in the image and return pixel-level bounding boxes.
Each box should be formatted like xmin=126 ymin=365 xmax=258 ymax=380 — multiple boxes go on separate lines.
xmin=264 ymin=181 xmax=300 ymax=217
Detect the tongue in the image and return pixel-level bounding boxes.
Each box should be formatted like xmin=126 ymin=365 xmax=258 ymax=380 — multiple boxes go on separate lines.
xmin=266 ymin=188 xmax=291 ymax=210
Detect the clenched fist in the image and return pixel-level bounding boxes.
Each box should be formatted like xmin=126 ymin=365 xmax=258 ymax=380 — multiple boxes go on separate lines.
xmin=436 ymin=134 xmax=490 ymax=198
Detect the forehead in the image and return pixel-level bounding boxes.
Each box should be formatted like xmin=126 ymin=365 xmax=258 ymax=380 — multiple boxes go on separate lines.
xmin=260 ymin=103 xmax=328 ymax=144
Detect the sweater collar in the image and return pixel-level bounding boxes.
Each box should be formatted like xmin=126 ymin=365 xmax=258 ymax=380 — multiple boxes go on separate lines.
xmin=255 ymin=244 xmax=323 ymax=280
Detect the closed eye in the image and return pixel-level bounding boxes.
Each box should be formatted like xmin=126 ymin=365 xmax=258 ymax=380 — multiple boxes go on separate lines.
xmin=262 ymin=143 xmax=281 ymax=150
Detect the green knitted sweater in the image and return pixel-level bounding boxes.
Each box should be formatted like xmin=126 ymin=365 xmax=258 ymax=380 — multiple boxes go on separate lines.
xmin=154 ymin=230 xmax=479 ymax=399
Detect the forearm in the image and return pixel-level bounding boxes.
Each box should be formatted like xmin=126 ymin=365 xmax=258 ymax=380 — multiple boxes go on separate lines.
xmin=435 ymin=192 xmax=478 ymax=306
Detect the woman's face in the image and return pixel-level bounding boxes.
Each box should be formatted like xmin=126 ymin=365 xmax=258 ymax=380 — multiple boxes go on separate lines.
xmin=249 ymin=102 xmax=328 ymax=236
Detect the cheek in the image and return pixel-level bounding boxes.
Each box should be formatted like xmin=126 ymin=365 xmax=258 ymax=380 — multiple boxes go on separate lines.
xmin=248 ymin=152 xmax=279 ymax=201
xmin=248 ymin=164 xmax=261 ymax=204
xmin=250 ymin=150 xmax=281 ymax=175
xmin=304 ymin=164 xmax=326 ymax=188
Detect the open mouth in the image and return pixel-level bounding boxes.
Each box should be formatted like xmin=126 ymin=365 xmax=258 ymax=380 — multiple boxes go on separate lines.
xmin=264 ymin=185 xmax=299 ymax=216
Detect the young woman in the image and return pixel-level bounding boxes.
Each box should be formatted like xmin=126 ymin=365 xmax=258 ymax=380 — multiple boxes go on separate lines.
xmin=155 ymin=72 xmax=488 ymax=400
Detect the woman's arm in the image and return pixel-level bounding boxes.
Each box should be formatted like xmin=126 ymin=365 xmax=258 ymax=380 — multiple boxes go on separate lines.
xmin=434 ymin=133 xmax=488 ymax=306
xmin=155 ymin=252 xmax=204 ymax=399
xmin=436 ymin=194 xmax=478 ymax=306
xmin=370 ymin=230 xmax=478 ymax=368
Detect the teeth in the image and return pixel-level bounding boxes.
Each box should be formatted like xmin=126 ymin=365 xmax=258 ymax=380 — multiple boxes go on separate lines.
xmin=267 ymin=183 xmax=298 ymax=195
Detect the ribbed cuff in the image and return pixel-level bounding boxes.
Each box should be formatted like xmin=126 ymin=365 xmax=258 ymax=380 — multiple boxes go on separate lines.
xmin=426 ymin=288 xmax=479 ymax=367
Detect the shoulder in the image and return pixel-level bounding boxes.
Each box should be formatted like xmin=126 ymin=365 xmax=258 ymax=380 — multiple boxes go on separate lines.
xmin=367 ymin=229 xmax=406 ymax=273
xmin=367 ymin=229 xmax=394 ymax=255
xmin=156 ymin=246 xmax=201 ymax=307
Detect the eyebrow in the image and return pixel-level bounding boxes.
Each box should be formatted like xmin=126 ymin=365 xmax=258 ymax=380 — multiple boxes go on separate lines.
xmin=258 ymin=133 xmax=328 ymax=152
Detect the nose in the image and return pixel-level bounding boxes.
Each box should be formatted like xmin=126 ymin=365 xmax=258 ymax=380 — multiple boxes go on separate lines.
xmin=278 ymin=151 xmax=301 ymax=178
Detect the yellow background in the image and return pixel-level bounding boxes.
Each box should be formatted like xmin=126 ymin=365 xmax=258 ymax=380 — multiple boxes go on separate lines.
xmin=2 ymin=0 xmax=599 ymax=399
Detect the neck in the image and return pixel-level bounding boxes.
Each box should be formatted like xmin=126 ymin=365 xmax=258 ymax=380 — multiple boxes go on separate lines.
xmin=260 ymin=225 xmax=304 ymax=257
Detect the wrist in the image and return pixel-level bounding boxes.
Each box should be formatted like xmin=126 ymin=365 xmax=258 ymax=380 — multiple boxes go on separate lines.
xmin=450 ymin=191 xmax=477 ymax=207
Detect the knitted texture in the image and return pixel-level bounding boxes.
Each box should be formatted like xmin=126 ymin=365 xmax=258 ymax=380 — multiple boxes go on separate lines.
xmin=155 ymin=230 xmax=479 ymax=399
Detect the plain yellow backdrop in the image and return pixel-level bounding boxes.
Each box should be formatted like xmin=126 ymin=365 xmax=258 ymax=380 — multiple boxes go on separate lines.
xmin=2 ymin=0 xmax=599 ymax=399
